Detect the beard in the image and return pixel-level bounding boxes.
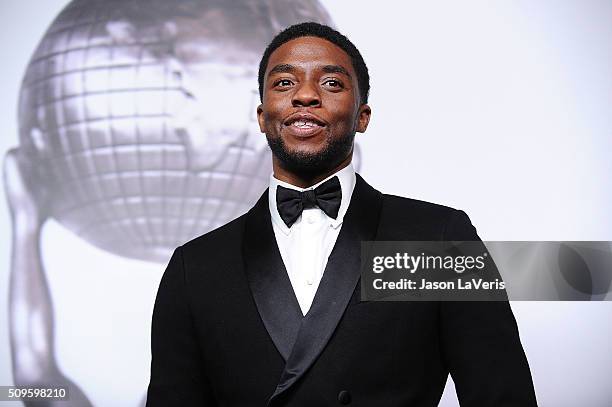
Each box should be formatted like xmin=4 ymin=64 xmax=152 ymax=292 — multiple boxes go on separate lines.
xmin=266 ymin=131 xmax=355 ymax=179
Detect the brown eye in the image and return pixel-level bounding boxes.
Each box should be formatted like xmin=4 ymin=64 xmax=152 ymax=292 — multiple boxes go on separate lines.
xmin=275 ymin=79 xmax=293 ymax=87
xmin=323 ymin=79 xmax=343 ymax=88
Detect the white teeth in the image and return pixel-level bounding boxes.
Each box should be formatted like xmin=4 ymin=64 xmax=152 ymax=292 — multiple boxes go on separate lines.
xmin=292 ymin=120 xmax=319 ymax=128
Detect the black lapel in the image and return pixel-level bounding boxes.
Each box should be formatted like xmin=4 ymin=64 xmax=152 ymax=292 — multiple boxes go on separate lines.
xmin=242 ymin=190 xmax=303 ymax=361
xmin=268 ymin=174 xmax=383 ymax=403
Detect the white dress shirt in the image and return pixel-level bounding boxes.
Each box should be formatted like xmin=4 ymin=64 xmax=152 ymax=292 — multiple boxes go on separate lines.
xmin=268 ymin=163 xmax=356 ymax=316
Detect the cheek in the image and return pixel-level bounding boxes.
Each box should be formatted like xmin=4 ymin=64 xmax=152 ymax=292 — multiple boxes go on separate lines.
xmin=266 ymin=110 xmax=283 ymax=127
xmin=329 ymin=107 xmax=359 ymax=131
xmin=262 ymin=98 xmax=286 ymax=118
xmin=261 ymin=110 xmax=284 ymax=134
xmin=327 ymin=95 xmax=359 ymax=118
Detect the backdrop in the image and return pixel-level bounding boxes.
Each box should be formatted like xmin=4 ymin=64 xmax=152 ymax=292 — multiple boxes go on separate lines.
xmin=1 ymin=1 xmax=611 ymax=406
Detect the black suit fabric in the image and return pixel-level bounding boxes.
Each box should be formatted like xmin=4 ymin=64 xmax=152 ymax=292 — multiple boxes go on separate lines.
xmin=146 ymin=174 xmax=537 ymax=406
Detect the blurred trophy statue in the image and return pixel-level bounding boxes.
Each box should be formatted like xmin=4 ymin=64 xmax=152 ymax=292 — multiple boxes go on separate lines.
xmin=4 ymin=0 xmax=336 ymax=405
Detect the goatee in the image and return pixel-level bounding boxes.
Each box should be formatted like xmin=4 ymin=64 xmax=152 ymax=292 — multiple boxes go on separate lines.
xmin=266 ymin=132 xmax=355 ymax=179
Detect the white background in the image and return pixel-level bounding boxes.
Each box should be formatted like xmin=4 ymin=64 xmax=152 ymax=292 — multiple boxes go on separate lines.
xmin=1 ymin=0 xmax=611 ymax=406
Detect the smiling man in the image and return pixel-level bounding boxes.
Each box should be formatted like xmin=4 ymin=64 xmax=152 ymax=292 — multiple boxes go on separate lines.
xmin=257 ymin=33 xmax=370 ymax=188
xmin=146 ymin=23 xmax=538 ymax=406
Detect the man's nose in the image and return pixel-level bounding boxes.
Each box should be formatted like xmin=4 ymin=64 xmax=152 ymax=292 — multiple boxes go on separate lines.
xmin=292 ymin=81 xmax=321 ymax=107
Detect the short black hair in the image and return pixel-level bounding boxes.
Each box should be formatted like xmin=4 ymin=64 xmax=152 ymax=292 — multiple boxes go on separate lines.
xmin=258 ymin=22 xmax=370 ymax=104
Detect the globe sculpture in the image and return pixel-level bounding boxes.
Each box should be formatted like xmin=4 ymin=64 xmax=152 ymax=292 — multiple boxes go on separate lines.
xmin=17 ymin=0 xmax=334 ymax=262
xmin=7 ymin=0 xmax=335 ymax=405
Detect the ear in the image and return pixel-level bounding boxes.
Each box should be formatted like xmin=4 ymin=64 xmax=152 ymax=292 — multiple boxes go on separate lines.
xmin=356 ymin=104 xmax=371 ymax=133
xmin=256 ymin=104 xmax=266 ymax=133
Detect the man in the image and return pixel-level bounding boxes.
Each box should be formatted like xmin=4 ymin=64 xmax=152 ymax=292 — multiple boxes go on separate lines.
xmin=146 ymin=22 xmax=537 ymax=406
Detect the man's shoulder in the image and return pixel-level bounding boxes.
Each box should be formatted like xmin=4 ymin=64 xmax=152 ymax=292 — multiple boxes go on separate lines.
xmin=377 ymin=193 xmax=477 ymax=240
xmin=169 ymin=212 xmax=250 ymax=284
xmin=381 ymin=193 xmax=458 ymax=215
xmin=180 ymin=212 xmax=247 ymax=254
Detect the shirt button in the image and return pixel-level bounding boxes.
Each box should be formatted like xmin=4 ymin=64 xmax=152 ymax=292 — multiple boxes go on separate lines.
xmin=338 ymin=390 xmax=351 ymax=404
xmin=307 ymin=216 xmax=315 ymax=224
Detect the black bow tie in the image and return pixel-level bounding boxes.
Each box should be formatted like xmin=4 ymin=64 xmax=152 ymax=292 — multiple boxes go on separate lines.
xmin=276 ymin=176 xmax=342 ymax=228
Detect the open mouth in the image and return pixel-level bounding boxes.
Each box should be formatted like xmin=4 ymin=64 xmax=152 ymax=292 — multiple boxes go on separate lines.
xmin=289 ymin=119 xmax=324 ymax=129
xmin=283 ymin=114 xmax=326 ymax=137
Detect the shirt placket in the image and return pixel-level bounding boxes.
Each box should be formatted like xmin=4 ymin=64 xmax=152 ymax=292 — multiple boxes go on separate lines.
xmin=301 ymin=208 xmax=317 ymax=288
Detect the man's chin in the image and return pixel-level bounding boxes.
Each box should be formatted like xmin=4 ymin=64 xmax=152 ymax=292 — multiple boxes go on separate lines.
xmin=282 ymin=146 xmax=327 ymax=160
xmin=278 ymin=154 xmax=334 ymax=178
xmin=280 ymin=135 xmax=327 ymax=152
xmin=266 ymin=133 xmax=354 ymax=178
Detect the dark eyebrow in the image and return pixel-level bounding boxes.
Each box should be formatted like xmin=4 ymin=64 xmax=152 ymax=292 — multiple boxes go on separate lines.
xmin=267 ymin=64 xmax=296 ymax=76
xmin=322 ymin=64 xmax=351 ymax=78
xmin=267 ymin=63 xmax=352 ymax=79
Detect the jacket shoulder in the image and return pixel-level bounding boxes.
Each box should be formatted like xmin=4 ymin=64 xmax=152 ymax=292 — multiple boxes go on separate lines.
xmin=180 ymin=213 xmax=247 ymax=258
xmin=382 ymin=193 xmax=458 ymax=216
xmin=379 ymin=194 xmax=478 ymax=240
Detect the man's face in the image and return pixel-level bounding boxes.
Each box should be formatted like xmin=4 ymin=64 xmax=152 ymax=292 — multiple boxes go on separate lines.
xmin=257 ymin=36 xmax=370 ymax=177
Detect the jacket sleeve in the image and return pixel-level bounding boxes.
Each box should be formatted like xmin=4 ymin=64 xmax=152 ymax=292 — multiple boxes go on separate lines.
xmin=146 ymin=246 xmax=217 ymax=406
xmin=440 ymin=210 xmax=538 ymax=406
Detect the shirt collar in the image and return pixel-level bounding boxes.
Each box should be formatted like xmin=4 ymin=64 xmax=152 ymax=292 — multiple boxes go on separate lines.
xmin=268 ymin=163 xmax=356 ymax=235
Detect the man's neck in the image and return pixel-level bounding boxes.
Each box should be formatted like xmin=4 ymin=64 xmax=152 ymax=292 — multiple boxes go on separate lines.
xmin=272 ymin=155 xmax=352 ymax=188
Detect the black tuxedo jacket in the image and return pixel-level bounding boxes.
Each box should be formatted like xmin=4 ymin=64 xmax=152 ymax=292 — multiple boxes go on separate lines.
xmin=146 ymin=174 xmax=537 ymax=406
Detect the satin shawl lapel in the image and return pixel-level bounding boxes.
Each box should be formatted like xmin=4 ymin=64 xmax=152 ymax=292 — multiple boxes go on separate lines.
xmin=242 ymin=190 xmax=303 ymax=361
xmin=268 ymin=174 xmax=383 ymax=404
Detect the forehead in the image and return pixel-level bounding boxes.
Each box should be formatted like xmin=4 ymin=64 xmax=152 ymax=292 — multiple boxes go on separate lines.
xmin=266 ymin=36 xmax=356 ymax=76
